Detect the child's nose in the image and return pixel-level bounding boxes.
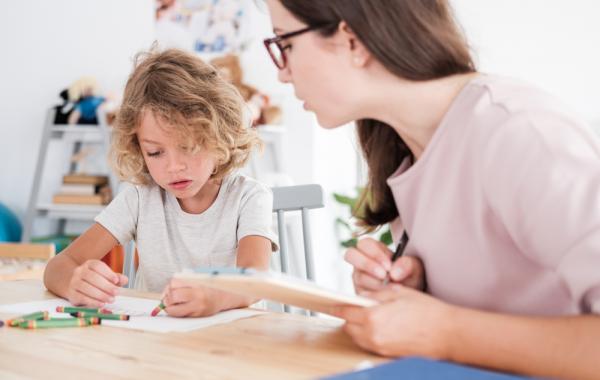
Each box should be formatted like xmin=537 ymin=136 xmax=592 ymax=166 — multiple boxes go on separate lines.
xmin=167 ymin=153 xmax=187 ymax=173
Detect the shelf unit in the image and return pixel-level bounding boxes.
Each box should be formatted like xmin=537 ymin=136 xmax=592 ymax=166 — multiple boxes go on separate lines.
xmin=21 ymin=108 xmax=118 ymax=243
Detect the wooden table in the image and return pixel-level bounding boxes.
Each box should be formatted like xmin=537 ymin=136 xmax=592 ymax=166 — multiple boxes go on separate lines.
xmin=0 ymin=280 xmax=386 ymax=379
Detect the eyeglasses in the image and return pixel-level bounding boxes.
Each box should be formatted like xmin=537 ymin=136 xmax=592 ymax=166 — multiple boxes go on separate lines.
xmin=263 ymin=24 xmax=333 ymax=70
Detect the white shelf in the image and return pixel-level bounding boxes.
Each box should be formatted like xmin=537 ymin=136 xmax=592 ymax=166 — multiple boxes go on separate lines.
xmin=50 ymin=126 xmax=106 ymax=143
xmin=36 ymin=203 xmax=105 ymax=221
xmin=51 ymin=125 xmax=103 ymax=133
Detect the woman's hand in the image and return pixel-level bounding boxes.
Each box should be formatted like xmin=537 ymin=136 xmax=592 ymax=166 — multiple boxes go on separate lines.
xmin=345 ymin=238 xmax=426 ymax=295
xmin=66 ymin=259 xmax=128 ymax=307
xmin=162 ymin=278 xmax=223 ymax=317
xmin=330 ymin=285 xmax=454 ymax=358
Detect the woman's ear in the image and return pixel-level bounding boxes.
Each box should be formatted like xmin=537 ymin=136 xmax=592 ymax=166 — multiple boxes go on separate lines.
xmin=338 ymin=21 xmax=371 ymax=67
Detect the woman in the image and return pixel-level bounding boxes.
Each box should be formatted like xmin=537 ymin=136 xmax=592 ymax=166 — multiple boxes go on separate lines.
xmin=263 ymin=1 xmax=600 ymax=379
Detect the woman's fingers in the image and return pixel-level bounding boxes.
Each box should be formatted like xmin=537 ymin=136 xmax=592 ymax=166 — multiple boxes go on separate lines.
xmin=356 ymin=238 xmax=392 ymax=270
xmin=345 ymin=247 xmax=387 ymax=280
xmin=353 ymin=269 xmax=385 ymax=293
xmin=389 ymin=256 xmax=425 ymax=289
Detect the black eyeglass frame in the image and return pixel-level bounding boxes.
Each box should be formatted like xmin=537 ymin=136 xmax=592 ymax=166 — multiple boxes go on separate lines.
xmin=263 ymin=24 xmax=334 ymax=69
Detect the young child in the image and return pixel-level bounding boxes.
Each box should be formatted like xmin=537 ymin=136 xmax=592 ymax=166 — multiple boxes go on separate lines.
xmin=44 ymin=48 xmax=277 ymax=317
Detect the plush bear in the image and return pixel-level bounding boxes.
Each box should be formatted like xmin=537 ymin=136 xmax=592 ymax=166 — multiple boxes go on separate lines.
xmin=210 ymin=54 xmax=282 ymax=127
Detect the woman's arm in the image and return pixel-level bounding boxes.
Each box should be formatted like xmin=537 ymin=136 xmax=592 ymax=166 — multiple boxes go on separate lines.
xmin=447 ymin=306 xmax=600 ymax=380
xmin=43 ymin=222 xmax=126 ymax=306
xmin=162 ymin=235 xmax=272 ymax=317
xmin=332 ymin=286 xmax=600 ymax=380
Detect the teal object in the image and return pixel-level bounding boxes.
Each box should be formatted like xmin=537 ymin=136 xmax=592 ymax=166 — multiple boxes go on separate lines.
xmin=0 ymin=203 xmax=22 ymax=242
xmin=31 ymin=235 xmax=77 ymax=253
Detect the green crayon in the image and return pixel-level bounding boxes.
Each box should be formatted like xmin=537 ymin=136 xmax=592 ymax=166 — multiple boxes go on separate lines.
xmin=56 ymin=306 xmax=112 ymax=314
xmin=19 ymin=318 xmax=90 ymax=329
xmin=7 ymin=311 xmax=49 ymax=327
xmin=70 ymin=312 xmax=130 ymax=321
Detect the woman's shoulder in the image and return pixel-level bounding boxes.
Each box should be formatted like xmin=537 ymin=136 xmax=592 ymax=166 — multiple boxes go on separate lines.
xmin=468 ymin=74 xmax=574 ymax=118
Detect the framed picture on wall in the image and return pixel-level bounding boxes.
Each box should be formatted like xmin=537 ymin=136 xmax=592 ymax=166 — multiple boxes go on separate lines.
xmin=155 ymin=0 xmax=253 ymax=54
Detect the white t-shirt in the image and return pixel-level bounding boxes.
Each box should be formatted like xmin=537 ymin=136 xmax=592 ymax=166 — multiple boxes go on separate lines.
xmin=95 ymin=174 xmax=278 ymax=292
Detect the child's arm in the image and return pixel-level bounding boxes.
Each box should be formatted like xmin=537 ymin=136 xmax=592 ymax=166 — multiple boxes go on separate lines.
xmin=162 ymin=235 xmax=271 ymax=317
xmin=331 ymin=286 xmax=600 ymax=380
xmin=43 ymin=223 xmax=127 ymax=307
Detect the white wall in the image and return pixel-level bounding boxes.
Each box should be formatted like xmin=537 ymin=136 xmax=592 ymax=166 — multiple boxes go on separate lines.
xmin=453 ymin=0 xmax=600 ymax=122
xmin=0 ymin=0 xmax=155 ymax=222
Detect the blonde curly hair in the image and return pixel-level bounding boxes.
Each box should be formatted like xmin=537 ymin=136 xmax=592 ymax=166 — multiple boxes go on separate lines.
xmin=111 ymin=48 xmax=261 ymax=185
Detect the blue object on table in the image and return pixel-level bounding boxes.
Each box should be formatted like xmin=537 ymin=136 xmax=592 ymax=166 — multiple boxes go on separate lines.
xmin=321 ymin=357 xmax=540 ymax=380
xmin=0 ymin=203 xmax=22 ymax=242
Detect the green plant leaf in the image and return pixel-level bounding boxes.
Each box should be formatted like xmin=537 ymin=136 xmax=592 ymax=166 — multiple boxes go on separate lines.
xmin=333 ymin=193 xmax=357 ymax=210
xmin=341 ymin=238 xmax=358 ymax=248
xmin=379 ymin=229 xmax=393 ymax=246
xmin=335 ymin=217 xmax=351 ymax=229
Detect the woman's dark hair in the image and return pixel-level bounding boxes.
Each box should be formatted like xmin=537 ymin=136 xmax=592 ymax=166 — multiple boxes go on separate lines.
xmin=280 ymin=0 xmax=476 ymax=229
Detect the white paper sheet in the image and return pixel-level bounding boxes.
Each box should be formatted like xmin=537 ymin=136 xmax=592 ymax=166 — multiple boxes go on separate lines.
xmin=0 ymin=296 xmax=264 ymax=333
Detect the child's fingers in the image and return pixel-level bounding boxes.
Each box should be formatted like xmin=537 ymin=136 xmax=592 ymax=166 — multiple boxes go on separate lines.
xmin=164 ymin=303 xmax=192 ymax=318
xmin=82 ymin=270 xmax=120 ymax=297
xmin=76 ymin=281 xmax=114 ymax=304
xmin=87 ymin=260 xmax=120 ymax=284
xmin=117 ymin=274 xmax=128 ymax=287
xmin=164 ymin=287 xmax=193 ymax=307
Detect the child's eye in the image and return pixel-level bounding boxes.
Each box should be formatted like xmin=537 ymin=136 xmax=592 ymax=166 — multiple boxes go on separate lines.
xmin=147 ymin=151 xmax=161 ymax=157
xmin=281 ymin=43 xmax=292 ymax=52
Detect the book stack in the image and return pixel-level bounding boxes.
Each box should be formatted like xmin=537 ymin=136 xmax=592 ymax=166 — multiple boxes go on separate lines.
xmin=52 ymin=174 xmax=112 ymax=205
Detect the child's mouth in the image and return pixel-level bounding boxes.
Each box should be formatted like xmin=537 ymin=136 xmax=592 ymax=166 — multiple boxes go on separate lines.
xmin=169 ymin=180 xmax=192 ymax=190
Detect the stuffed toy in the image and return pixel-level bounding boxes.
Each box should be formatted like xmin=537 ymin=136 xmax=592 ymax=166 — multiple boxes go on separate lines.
xmin=53 ymin=89 xmax=77 ymax=124
xmin=67 ymin=77 xmax=106 ymax=125
xmin=210 ymin=54 xmax=282 ymax=126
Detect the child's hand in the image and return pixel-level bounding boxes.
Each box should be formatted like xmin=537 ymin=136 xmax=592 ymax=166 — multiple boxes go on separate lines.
xmin=67 ymin=260 xmax=128 ymax=307
xmin=329 ymin=285 xmax=454 ymax=358
xmin=162 ymin=279 xmax=221 ymax=317
xmin=345 ymin=238 xmax=426 ymax=295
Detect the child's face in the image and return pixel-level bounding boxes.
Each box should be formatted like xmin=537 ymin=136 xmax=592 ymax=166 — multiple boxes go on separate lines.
xmin=137 ymin=110 xmax=218 ymax=200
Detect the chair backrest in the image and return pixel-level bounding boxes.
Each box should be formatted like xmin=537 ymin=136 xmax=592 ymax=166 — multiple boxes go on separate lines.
xmin=271 ymin=184 xmax=324 ymax=282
